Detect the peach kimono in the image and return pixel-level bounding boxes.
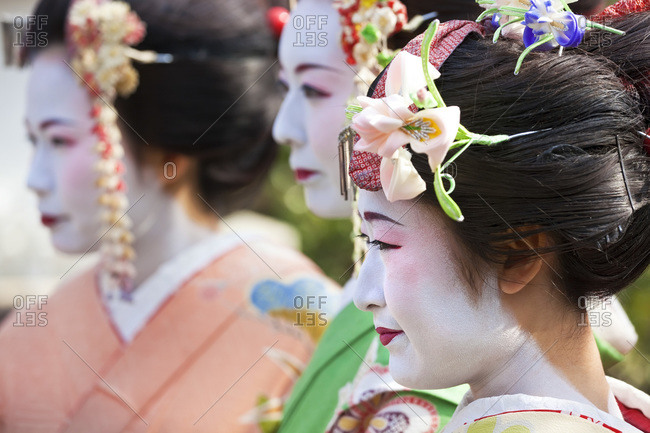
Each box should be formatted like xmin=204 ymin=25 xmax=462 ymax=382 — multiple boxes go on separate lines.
xmin=0 ymin=233 xmax=339 ymax=433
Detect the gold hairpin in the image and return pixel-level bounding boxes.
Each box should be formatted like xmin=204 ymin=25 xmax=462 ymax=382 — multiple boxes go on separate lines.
xmin=338 ymin=126 xmax=356 ymax=201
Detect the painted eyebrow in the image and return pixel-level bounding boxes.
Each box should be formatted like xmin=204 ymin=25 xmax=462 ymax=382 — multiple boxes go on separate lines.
xmin=39 ymin=119 xmax=75 ymax=130
xmin=362 ymin=211 xmax=403 ymax=226
xmin=295 ymin=63 xmax=340 ymax=74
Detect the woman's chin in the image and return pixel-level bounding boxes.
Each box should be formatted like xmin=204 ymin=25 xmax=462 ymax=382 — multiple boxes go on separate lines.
xmin=51 ymin=226 xmax=98 ymax=255
xmin=389 ymin=357 xmax=461 ymax=391
xmin=304 ymin=187 xmax=353 ymax=219
xmin=389 ymin=358 xmax=425 ymax=389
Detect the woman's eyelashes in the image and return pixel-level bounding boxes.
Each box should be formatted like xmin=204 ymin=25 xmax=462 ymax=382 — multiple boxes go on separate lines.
xmin=358 ymin=233 xmax=401 ymax=251
xmin=49 ymin=136 xmax=75 ymax=147
xmin=276 ymin=77 xmax=330 ymax=99
xmin=26 ymin=133 xmax=72 ymax=147
xmin=301 ymin=84 xmax=331 ymax=99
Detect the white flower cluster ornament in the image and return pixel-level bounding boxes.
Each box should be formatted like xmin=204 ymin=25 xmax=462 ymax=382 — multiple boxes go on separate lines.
xmin=348 ymin=21 xmax=537 ymax=222
xmin=335 ymin=0 xmax=408 ymax=75
xmin=67 ymin=0 xmax=161 ymax=300
xmin=68 ymin=0 xmax=148 ymax=97
xmin=334 ymin=0 xmax=437 ymax=93
xmin=476 ymin=0 xmax=625 ymax=74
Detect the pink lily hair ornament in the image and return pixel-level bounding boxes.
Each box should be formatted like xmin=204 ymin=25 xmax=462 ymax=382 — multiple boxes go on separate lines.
xmin=347 ymin=20 xmax=539 ymax=222
xmin=335 ymin=0 xmax=441 ymax=201
xmin=66 ymin=0 xmax=170 ymax=301
xmin=476 ymin=0 xmax=625 ymax=74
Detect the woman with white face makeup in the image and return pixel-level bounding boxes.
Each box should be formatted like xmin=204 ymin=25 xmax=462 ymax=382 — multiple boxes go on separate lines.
xmin=273 ymin=0 xmax=357 ymax=219
xmin=273 ymin=1 xmax=492 ymax=432
xmin=350 ymin=4 xmax=650 ymax=432
xmin=273 ymin=0 xmax=488 ymax=219
xmin=0 ymin=0 xmax=339 ymax=430
xmin=272 ymin=0 xmax=633 ymax=431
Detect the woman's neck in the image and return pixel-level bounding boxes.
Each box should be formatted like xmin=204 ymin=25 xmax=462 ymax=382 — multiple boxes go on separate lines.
xmin=469 ymin=334 xmax=595 ymax=405
xmin=130 ymin=192 xmax=218 ymax=289
xmin=468 ymin=314 xmax=614 ymax=415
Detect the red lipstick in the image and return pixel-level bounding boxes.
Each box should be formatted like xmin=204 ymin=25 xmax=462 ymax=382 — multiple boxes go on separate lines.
xmin=376 ymin=327 xmax=403 ymax=346
xmin=294 ymin=169 xmax=318 ymax=182
xmin=41 ymin=215 xmax=60 ymax=227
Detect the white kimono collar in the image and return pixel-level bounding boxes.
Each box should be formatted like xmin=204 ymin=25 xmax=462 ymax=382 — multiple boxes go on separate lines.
xmin=444 ymin=381 xmax=649 ymax=433
xmin=100 ymin=232 xmax=244 ymax=343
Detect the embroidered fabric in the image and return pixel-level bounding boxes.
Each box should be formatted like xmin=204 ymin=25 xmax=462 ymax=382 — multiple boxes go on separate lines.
xmin=444 ymin=382 xmax=650 ymax=433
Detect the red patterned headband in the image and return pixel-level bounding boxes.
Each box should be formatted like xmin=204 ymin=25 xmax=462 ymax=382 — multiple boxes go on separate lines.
xmin=595 ymin=0 xmax=650 ymax=19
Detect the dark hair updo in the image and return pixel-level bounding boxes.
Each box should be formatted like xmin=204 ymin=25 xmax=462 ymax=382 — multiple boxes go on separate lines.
xmin=388 ymin=0 xmax=484 ymax=49
xmin=27 ymin=0 xmax=280 ymax=215
xmin=408 ymin=13 xmax=650 ymax=306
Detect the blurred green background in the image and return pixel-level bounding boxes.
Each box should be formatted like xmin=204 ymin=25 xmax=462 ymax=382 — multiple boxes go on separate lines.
xmin=258 ymin=147 xmax=650 ymax=393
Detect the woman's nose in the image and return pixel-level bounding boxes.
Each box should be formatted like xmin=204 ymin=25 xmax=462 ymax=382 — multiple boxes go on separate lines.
xmin=26 ymin=143 xmax=54 ymax=197
xmin=353 ymin=247 xmax=386 ymax=312
xmin=272 ymin=90 xmax=307 ymax=148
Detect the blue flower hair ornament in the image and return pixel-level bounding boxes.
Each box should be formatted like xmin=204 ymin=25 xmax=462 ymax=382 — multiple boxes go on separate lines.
xmin=477 ymin=0 xmax=625 ymax=74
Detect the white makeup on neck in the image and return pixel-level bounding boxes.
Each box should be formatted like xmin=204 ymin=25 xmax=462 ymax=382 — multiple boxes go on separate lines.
xmin=273 ymin=0 xmax=357 ymax=219
xmin=353 ymin=190 xmax=595 ymax=408
xmin=25 ymin=46 xmax=215 ymax=288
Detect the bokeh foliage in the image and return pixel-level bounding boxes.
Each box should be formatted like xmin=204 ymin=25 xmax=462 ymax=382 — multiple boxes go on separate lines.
xmin=256 ymin=146 xmax=355 ymax=286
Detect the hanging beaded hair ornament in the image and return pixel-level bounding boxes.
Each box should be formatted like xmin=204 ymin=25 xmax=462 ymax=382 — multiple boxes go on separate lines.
xmin=66 ymin=0 xmax=169 ymax=301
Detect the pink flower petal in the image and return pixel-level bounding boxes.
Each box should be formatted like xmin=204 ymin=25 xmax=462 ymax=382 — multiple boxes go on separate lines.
xmin=368 ymin=114 xmax=404 ymax=134
xmin=377 ymin=130 xmax=412 ymax=158
xmin=408 ymin=106 xmax=460 ymax=170
xmin=380 ymin=148 xmax=426 ymax=202
xmin=352 ymin=94 xmax=416 ymax=157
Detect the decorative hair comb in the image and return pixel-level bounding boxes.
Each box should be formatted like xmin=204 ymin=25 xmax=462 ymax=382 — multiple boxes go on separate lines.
xmin=335 ymin=0 xmax=408 ymax=70
xmin=476 ymin=0 xmax=625 ymax=74
xmin=336 ymin=1 xmax=441 ymax=198
xmin=66 ymin=0 xmax=169 ymax=300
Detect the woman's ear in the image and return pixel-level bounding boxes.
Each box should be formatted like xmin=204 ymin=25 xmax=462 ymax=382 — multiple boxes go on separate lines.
xmin=497 ymin=230 xmax=548 ymax=295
